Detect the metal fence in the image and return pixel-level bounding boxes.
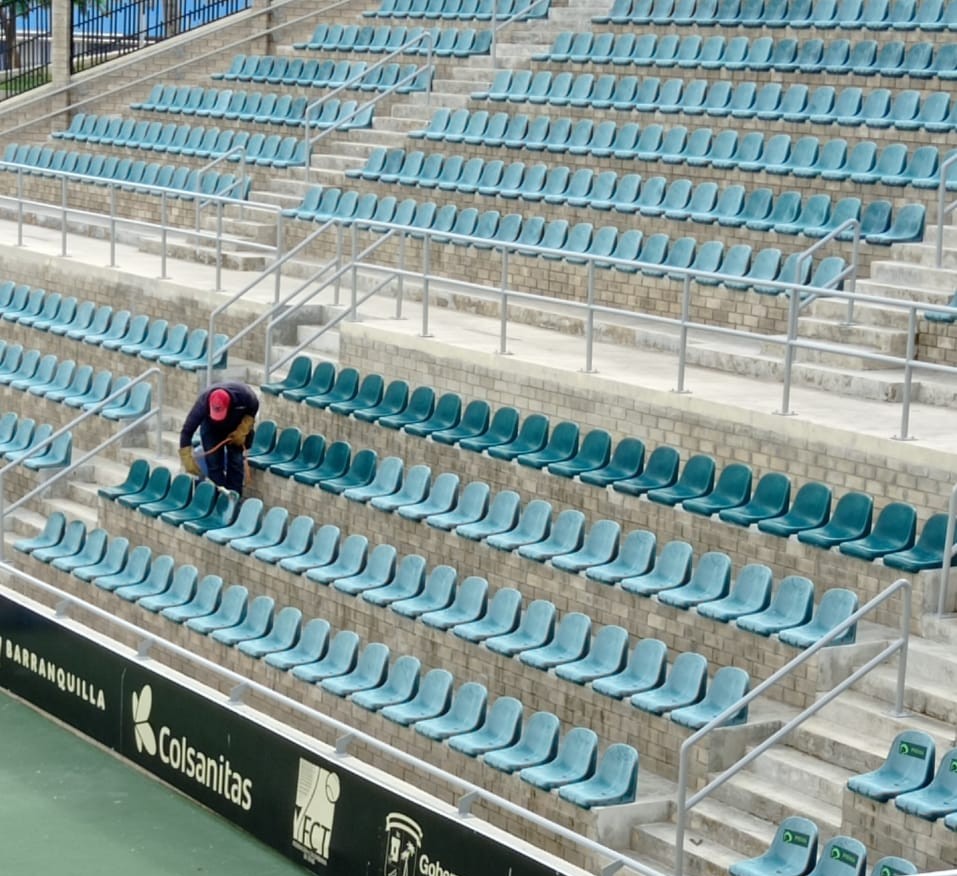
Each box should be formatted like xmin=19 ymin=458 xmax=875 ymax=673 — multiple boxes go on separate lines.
xmin=71 ymin=0 xmax=250 ymax=73
xmin=0 ymin=0 xmax=50 ymax=99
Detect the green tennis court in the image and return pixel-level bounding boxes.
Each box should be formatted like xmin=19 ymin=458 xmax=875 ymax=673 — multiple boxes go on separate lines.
xmin=0 ymin=690 xmax=308 ymax=875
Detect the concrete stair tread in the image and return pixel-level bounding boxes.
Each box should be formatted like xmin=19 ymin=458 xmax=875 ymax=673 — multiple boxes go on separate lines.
xmin=717 ymin=768 xmax=842 ymax=832
xmin=636 ymin=819 xmax=755 ymax=876
xmin=845 ymin=667 xmax=957 ymax=732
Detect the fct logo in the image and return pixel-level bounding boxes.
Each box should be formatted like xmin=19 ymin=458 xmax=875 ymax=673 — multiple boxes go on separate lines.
xmin=292 ymin=759 xmax=340 ymax=866
xmin=132 ymin=685 xmax=157 ymax=755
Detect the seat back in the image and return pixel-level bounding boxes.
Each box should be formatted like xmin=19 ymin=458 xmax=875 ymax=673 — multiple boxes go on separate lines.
xmin=882 ymin=729 xmax=937 ymax=789
xmin=661 ymin=651 xmax=708 ymax=699
xmin=770 ymin=575 xmax=815 ymax=622
xmin=810 ymin=837 xmax=867 ymax=876
xmin=761 ymin=816 xmax=819 ymax=875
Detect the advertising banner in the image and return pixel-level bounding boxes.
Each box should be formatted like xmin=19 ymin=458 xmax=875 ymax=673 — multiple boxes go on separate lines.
xmin=0 ymin=593 xmax=569 ymax=876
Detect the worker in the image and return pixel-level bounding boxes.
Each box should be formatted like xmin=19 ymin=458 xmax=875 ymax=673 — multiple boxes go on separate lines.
xmin=179 ymin=381 xmax=259 ymax=495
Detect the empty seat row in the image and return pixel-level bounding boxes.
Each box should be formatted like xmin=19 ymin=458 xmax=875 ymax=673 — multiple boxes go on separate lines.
xmin=473 ymin=70 xmax=957 ymax=132
xmin=535 ymin=31 xmax=957 ymax=80
xmin=0 ymin=410 xmax=71 ymax=470
xmin=48 ymin=115 xmax=306 ymax=173
xmin=363 ymin=0 xmax=549 ymax=21
xmin=1 ymin=144 xmax=252 ymax=196
xmin=595 ymin=0 xmax=957 ymax=30
xmin=409 ymin=111 xmax=957 ymax=190
xmin=13 ymin=508 xmax=633 ymax=807
xmin=0 ymin=282 xmax=228 ymax=373
xmin=347 ymin=147 xmax=924 ymax=241
xmin=261 ymin=360 xmax=942 ymax=567
xmin=132 ymin=83 xmax=395 ymax=123
xmin=283 ymin=188 xmax=861 ymax=281
xmin=288 ymin=24 xmax=492 ymax=55
xmin=0 ymin=344 xmax=150 ymax=422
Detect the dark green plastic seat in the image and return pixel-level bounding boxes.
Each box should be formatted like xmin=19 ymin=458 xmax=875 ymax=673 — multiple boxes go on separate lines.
xmin=758 ymin=481 xmax=832 ymax=536
xmin=458 ymin=405 xmax=519 ymax=452
xmin=798 ymin=491 xmax=873 ymax=548
xmin=736 ymin=575 xmax=814 ymax=636
xmin=261 ymin=355 xmax=314 ymax=396
xmin=647 ymin=453 xmax=716 ymax=506
xmin=612 ymin=444 xmax=680 ymax=496
xmin=117 ymin=466 xmax=172 ymax=510
xmin=697 ymin=563 xmax=773 ymax=622
xmin=839 ymin=501 xmax=916 ymax=560
xmin=719 ymin=472 xmax=791 ymax=527
xmin=658 ymin=550 xmax=733 ymax=609
xmin=138 ymin=472 xmax=194 ymax=518
xmin=352 ymin=379 xmax=410 ymax=422
xmin=579 ymin=437 xmax=645 ymax=487
xmin=883 ymin=512 xmax=957 ymax=572
xmin=487 ymin=412 xmax=549 ymax=461
xmin=486 ymin=499 xmax=552 ymax=552
xmin=431 ymin=399 xmax=490 ymax=445
xmin=319 ymin=448 xmax=378 ymax=495
xmin=248 ymin=426 xmax=302 ymax=471
xmin=269 ymin=433 xmax=326 ymax=479
xmin=378 ymin=385 xmax=436 ymax=430
xmin=779 ymin=587 xmax=860 ymax=647
xmin=620 ymin=539 xmax=693 ymax=596
xmin=281 ymin=361 xmax=336 ymax=403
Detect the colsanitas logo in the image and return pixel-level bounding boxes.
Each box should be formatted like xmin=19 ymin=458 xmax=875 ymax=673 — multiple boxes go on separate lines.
xmin=383 ymin=813 xmax=460 ymax=876
xmin=292 ymin=759 xmax=339 ymax=865
xmin=130 ymin=685 xmax=253 ymax=810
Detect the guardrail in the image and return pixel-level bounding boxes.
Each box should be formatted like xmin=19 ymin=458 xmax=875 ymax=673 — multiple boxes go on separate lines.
xmin=490 ymin=0 xmax=551 ymax=69
xmin=937 ymin=484 xmax=957 ymax=618
xmin=935 ymin=153 xmax=957 ymax=269
xmin=0 ymin=366 xmax=164 ymax=561
xmin=673 ymin=577 xmax=912 ymax=876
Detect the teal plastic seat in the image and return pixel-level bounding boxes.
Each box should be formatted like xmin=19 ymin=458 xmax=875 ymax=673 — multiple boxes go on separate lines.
xmin=237 ymin=605 xmax=303 ymax=659
xmin=456 ymin=489 xmax=521 ymax=541
xmin=487 ymin=412 xmax=549 ymax=461
xmin=303 ymin=366 xmax=359 ymax=410
xmin=847 ymin=730 xmax=936 ymax=801
xmin=671 ymin=665 xmax=750 ymax=728
xmin=305 ymin=533 xmax=369 ymax=585
xmin=895 ymin=748 xmax=957 ymax=819
xmin=484 ymin=710 xmax=560 ymax=773
xmin=378 ymin=385 xmax=436 ymax=430
xmin=363 ymin=553 xmax=427 ymax=606
xmin=780 ymin=588 xmax=861 ymax=647
xmin=291 ymin=440 xmax=351 ymax=487
xmin=486 ymin=499 xmax=552 ymax=552
xmin=552 ymin=519 xmax=621 ymax=573
xmin=333 ymin=543 xmax=398 ymax=596
xmin=431 ymin=399 xmax=491 ymax=445
xmin=648 ymin=454 xmax=716 ymax=506
xmin=353 ymin=379 xmax=410 ymax=423
xmin=351 ymin=654 xmax=421 ymax=711
xmin=421 ymin=575 xmax=488 ymax=630
xmin=631 ymin=650 xmax=708 ymax=714
xmin=555 ymin=625 xmax=629 ymax=684
xmin=319 ymin=448 xmax=378 ymax=495
xmin=579 ymin=437 xmax=645 ymax=487
xmin=117 ymin=466 xmax=172 ymax=510
xmin=159 ymin=480 xmax=220 ymax=526
xmin=547 ymin=428 xmax=612 ymax=478
xmin=585 ymin=529 xmax=656 ymax=585
xmin=380 ymin=668 xmax=454 ymax=725
xmin=729 ymin=816 xmax=819 ymax=876
xmin=137 ymin=563 xmax=202 ymax=613
xmin=396 ymin=471 xmax=460 ymax=521
xmin=758 ymin=482 xmax=833 ymax=536
xmin=263 ymin=617 xmax=331 ymax=671
xmin=805 ymin=838 xmax=868 ymax=876
xmin=591 ymin=637 xmax=668 ymax=699
xmin=519 ymin=611 xmax=591 ymax=669
xmin=343 ymin=456 xmax=403 ymax=503
xmin=840 ymin=501 xmax=916 ymax=560
xmin=269 ymin=434 xmax=326 ymax=480
xmin=659 ymin=551 xmax=733 ymax=609
xmin=736 ymin=575 xmax=815 ymax=636
xmin=327 ymin=373 xmax=385 ymax=416
xmin=621 ymin=539 xmax=693 ymax=597
xmin=519 ymin=727 xmax=598 ymax=791
xmin=13 ymin=512 xmax=67 ymax=556
xmin=114 ymin=554 xmax=180 ymax=603
xmin=517 ymin=508 xmax=585 ymax=563
xmin=161 ymin=575 xmax=224 ymax=624
xmin=426 ymin=480 xmax=490 ymax=531
xmin=459 ymin=405 xmax=520 ymax=452
xmin=404 ymin=391 xmax=462 ymax=437
xmin=227 ymin=505 xmax=289 ymax=555
xmin=720 ymin=472 xmax=791 ymax=527
xmin=558 ymin=743 xmax=639 ymax=808
xmin=204 ymin=497 xmax=264 ymax=546
xmin=252 ymin=514 xmax=316 ymax=564
xmin=798 ymin=492 xmax=873 ymax=548
xmin=278 ymin=524 xmax=340 ymax=576
xmin=369 ymin=464 xmax=431 ymax=513
xmin=883 ymin=512 xmax=956 ymax=572
xmin=447 ymin=695 xmax=523 ymax=756
xmin=281 ymin=361 xmax=335 ymax=403
xmin=451 ymin=586 xmax=522 ymax=642
xmin=485 ymin=599 xmax=556 ymax=656
xmin=697 ymin=563 xmax=774 ymax=622
xmin=248 ymin=426 xmax=302 ymax=471
xmin=261 ymin=356 xmax=314 ymax=396
xmin=322 ymin=642 xmax=391 ymax=697
xmin=92 ymin=543 xmax=151 ymax=591
xmin=612 ymin=445 xmax=680 ymax=496
xmin=138 ymin=472 xmax=194 ymax=518
xmin=415 ymin=681 xmax=487 ymax=740
xmin=290 ymin=630 xmax=360 ymax=684
xmin=30 ymin=519 xmax=88 ymax=565
xmin=869 ymin=859 xmax=917 ymax=876
xmin=391 ymin=564 xmax=456 ymax=618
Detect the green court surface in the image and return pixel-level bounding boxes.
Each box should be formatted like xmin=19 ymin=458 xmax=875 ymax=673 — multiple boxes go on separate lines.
xmin=0 ymin=691 xmax=309 ymax=875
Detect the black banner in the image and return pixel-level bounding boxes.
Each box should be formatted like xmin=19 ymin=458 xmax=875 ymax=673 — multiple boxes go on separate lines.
xmin=0 ymin=592 xmax=569 ymax=876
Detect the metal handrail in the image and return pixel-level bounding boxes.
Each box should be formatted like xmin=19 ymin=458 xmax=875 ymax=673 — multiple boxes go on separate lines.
xmin=490 ymin=0 xmax=551 ymax=69
xmin=673 ymin=578 xmax=912 ymax=876
xmin=0 ymin=366 xmax=164 ymax=561
xmin=937 ymin=483 xmax=957 ymax=617
xmin=936 ymin=152 xmax=957 ymax=269
xmin=302 ymin=31 xmax=435 ymax=181
xmin=0 ymin=566 xmax=666 ymax=876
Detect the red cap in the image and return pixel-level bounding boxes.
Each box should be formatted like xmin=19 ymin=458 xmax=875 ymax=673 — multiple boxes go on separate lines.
xmin=208 ymin=388 xmax=231 ymax=422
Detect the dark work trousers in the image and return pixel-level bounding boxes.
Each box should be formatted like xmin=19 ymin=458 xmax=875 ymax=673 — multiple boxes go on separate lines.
xmin=200 ymin=421 xmax=245 ymax=493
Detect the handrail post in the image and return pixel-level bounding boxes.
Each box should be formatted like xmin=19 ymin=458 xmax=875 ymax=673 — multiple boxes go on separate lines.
xmin=334 ymin=223 xmax=343 ymax=306
xmin=396 ymin=233 xmax=406 ymax=319
xmin=676 ymin=274 xmax=691 ymax=393
xmin=938 ymin=484 xmax=957 ymax=617
xmin=155 ymin=371 xmax=165 ymax=456
xmin=778 ymin=276 xmax=802 ymax=416
xmin=584 ymin=260 xmax=596 ymax=374
xmin=109 ymin=184 xmax=117 ymax=267
xmin=421 ymin=234 xmax=432 ymax=338
xmin=937 ymin=160 xmax=947 ymax=269
xmin=60 ymin=175 xmax=68 ymax=256
xmin=215 ymin=198 xmax=224 ymax=291
xmin=16 ymin=169 xmax=24 ymax=247
xmin=160 ymin=191 xmax=168 ymax=279
xmin=350 ymin=222 xmax=359 ymax=321
xmin=845 ymin=219 xmax=861 ymax=324
xmin=895 ymin=308 xmax=917 ymax=441
xmin=499 ymin=248 xmax=510 ymax=355
xmin=894 ymin=583 xmax=910 ymax=716
xmin=0 ymin=471 xmax=5 ymax=562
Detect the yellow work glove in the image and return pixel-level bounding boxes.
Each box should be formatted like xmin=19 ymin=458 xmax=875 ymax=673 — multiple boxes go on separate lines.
xmin=179 ymin=446 xmax=200 ymax=476
xmin=227 ymin=415 xmax=256 ymax=449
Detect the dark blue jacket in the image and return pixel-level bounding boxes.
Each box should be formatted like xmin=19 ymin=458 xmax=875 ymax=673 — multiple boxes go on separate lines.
xmin=179 ymin=381 xmax=260 ymax=449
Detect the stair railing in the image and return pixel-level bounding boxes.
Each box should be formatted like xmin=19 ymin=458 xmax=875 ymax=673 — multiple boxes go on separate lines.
xmin=301 ymin=30 xmax=435 ymax=183
xmin=673 ymin=577 xmax=911 ymax=876
xmin=0 ymin=367 xmax=164 ymax=562
xmin=936 ymin=483 xmax=957 ymax=617
xmin=490 ymin=0 xmax=551 ymax=69
xmin=935 ymin=153 xmax=957 ymax=269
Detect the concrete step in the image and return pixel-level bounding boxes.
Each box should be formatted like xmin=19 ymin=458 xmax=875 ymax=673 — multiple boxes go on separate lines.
xmin=735 ymin=745 xmax=851 ymax=810
xmin=633 ymin=819 xmax=753 ymax=876
xmin=886 ymin=242 xmax=957 ymax=272
xmin=137 ymin=237 xmax=271 ymax=272
xmin=811 ymin=298 xmax=916 ymax=330
xmin=758 ymin=337 xmax=898 ymax=371
xmin=866 ymin=260 xmax=957 ymax=294
xmin=848 ymin=654 xmax=957 ymax=727
xmin=794 ymin=318 xmax=909 ymax=357
xmin=787 ymin=713 xmax=901 ymax=776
